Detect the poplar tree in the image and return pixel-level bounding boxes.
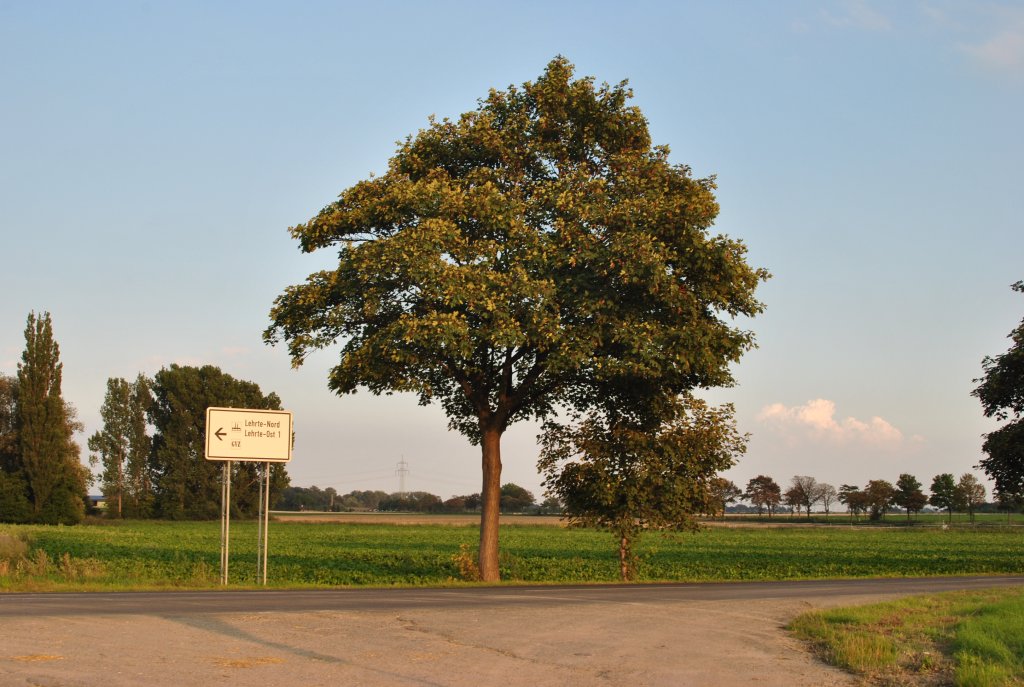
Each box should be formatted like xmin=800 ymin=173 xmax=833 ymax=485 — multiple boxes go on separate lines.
xmin=16 ymin=311 xmax=86 ymax=524
xmin=89 ymin=375 xmax=153 ymax=518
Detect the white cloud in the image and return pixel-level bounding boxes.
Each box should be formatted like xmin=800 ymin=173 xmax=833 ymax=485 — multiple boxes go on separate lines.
xmin=960 ymin=22 xmax=1024 ymax=72
xmin=757 ymin=398 xmax=911 ymax=447
xmin=921 ymin=3 xmax=1024 ymax=75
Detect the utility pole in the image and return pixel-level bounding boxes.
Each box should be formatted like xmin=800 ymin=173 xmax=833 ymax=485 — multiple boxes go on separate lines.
xmin=396 ymin=458 xmax=409 ymax=497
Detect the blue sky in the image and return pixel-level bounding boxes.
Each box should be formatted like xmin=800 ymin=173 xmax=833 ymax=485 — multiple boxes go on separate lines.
xmin=2 ymin=1 xmax=1022 ymax=500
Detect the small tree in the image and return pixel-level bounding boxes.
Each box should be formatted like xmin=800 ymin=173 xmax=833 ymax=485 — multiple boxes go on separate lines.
xmin=499 ymin=483 xmax=536 ymax=513
xmin=930 ymin=473 xmax=958 ymax=523
xmin=817 ymin=483 xmax=838 ymax=518
xmin=864 ymin=479 xmax=895 ymax=521
xmin=838 ymin=484 xmax=858 ymax=520
xmin=744 ymin=475 xmax=782 ymax=517
xmin=539 ymin=396 xmax=746 ymax=581
xmin=893 ymin=473 xmax=928 ymax=521
xmin=708 ymin=477 xmax=742 ymax=519
xmin=537 ymin=495 xmax=563 ymax=515
xmin=956 ymin=473 xmax=986 ymax=523
xmin=786 ymin=475 xmax=820 ymax=519
xmin=783 ymin=485 xmax=802 ymax=518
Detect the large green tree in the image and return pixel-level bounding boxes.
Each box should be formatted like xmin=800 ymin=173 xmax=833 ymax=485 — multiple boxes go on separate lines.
xmin=539 ymin=396 xmax=746 ymax=581
xmin=973 ymin=281 xmax=1024 ymax=501
xmin=266 ymin=58 xmax=767 ymax=580
xmin=149 ymin=365 xmax=290 ymax=520
xmin=88 ymin=375 xmax=153 ymax=518
xmin=16 ymin=312 xmax=87 ymax=524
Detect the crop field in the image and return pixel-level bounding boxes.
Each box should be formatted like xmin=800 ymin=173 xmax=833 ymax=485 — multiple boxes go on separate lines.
xmin=1 ymin=519 xmax=1022 ymax=591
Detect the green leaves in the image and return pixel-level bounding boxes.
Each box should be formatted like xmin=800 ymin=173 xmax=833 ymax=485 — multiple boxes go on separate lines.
xmin=973 ymin=281 xmax=1024 ymax=499
xmin=266 ymin=57 xmax=768 ymax=578
xmin=267 ymin=57 xmax=767 ymax=440
xmin=14 ymin=312 xmax=85 ymax=524
xmin=538 ymin=395 xmax=748 ymax=580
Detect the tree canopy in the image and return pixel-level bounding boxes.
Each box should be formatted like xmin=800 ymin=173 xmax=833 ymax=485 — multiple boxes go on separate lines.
xmin=88 ymin=375 xmax=152 ymax=518
xmin=265 ymin=57 xmax=767 ymax=580
xmin=744 ymin=475 xmax=782 ymax=516
xmin=974 ymin=281 xmax=1024 ymax=500
xmin=149 ymin=364 xmax=290 ymax=520
xmin=930 ymin=473 xmax=958 ymax=522
xmin=893 ymin=473 xmax=927 ymax=520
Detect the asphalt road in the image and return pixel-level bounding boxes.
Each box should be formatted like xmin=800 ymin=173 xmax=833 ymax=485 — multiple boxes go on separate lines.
xmin=3 ymin=576 xmax=1023 ymax=687
xmin=3 ymin=574 xmax=1023 ymax=616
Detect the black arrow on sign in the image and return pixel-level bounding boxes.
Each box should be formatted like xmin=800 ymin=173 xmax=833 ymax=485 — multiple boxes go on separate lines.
xmin=215 ymin=428 xmax=226 ymax=441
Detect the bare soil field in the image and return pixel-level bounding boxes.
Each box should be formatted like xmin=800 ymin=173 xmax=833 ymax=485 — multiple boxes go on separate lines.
xmin=270 ymin=511 xmax=569 ymax=526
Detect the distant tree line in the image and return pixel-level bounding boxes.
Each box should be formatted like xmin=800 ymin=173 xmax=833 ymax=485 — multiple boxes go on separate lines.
xmin=1 ymin=312 xmax=291 ymax=524
xmin=277 ymin=483 xmax=561 ymax=515
xmin=87 ymin=364 xmax=290 ymax=520
xmin=714 ymin=472 xmax=999 ymax=522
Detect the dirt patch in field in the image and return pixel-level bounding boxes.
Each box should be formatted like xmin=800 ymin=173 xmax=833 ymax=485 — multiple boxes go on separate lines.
xmin=271 ymin=512 xmax=568 ymax=526
xmin=271 ymin=512 xmax=835 ymax=528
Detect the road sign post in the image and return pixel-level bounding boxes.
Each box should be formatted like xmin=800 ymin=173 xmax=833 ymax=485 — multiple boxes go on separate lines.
xmin=206 ymin=407 xmax=293 ymax=586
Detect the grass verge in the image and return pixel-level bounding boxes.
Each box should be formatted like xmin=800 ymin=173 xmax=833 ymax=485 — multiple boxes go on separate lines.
xmin=789 ymin=586 xmax=1024 ymax=686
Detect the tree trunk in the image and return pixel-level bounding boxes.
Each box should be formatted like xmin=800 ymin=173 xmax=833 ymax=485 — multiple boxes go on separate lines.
xmin=478 ymin=426 xmax=503 ymax=582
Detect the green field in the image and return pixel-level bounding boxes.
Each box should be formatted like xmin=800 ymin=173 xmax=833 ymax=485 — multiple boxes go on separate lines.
xmin=2 ymin=518 xmax=1022 ymax=591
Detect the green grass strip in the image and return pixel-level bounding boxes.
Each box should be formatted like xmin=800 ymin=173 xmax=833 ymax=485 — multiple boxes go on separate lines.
xmin=790 ymin=587 xmax=1024 ymax=686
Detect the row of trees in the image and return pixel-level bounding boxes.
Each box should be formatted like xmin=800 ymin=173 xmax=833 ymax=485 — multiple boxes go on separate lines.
xmin=88 ymin=364 xmax=290 ymax=520
xmin=1 ymin=312 xmax=293 ymax=524
xmin=0 ymin=312 xmax=90 ymax=524
xmin=278 ymin=483 xmax=561 ymax=514
xmin=733 ymin=472 xmax=990 ymax=522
